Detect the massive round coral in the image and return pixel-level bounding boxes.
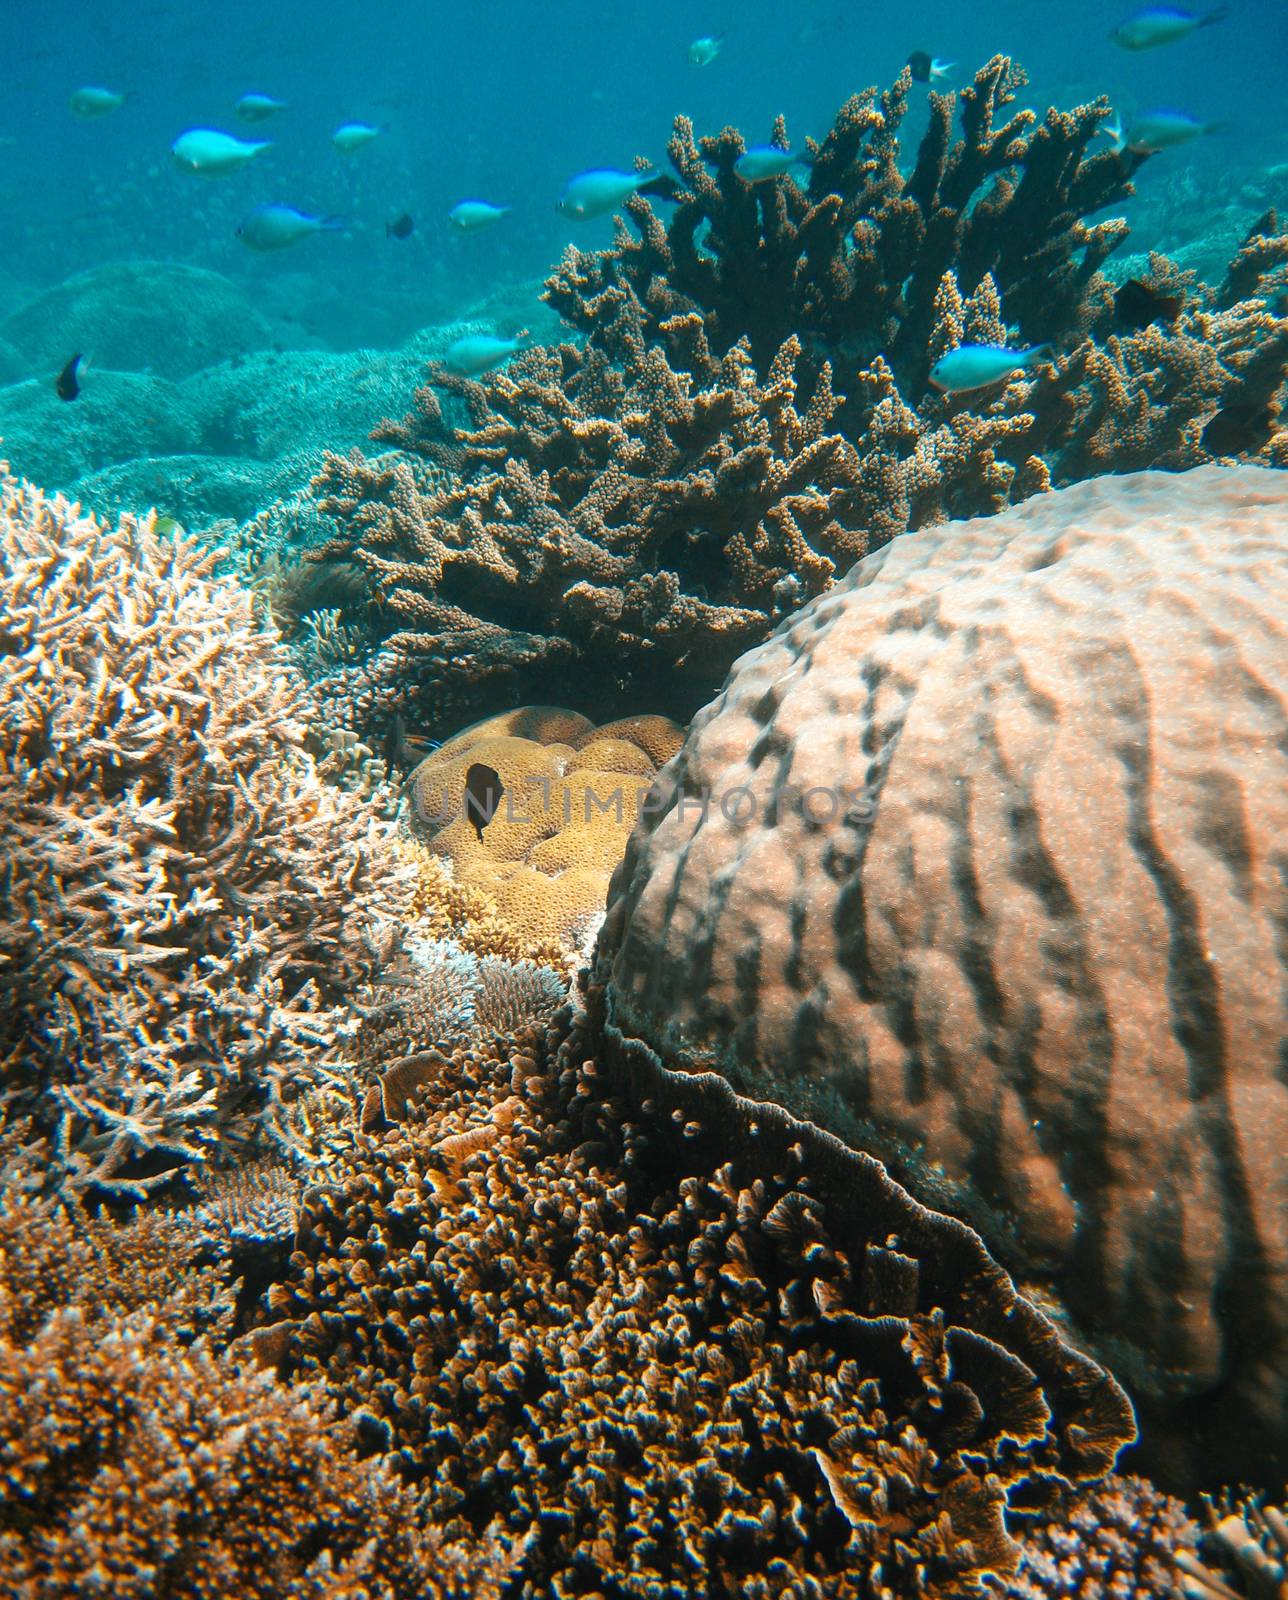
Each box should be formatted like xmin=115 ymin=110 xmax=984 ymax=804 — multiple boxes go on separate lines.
xmin=596 ymin=464 xmax=1288 ymax=1491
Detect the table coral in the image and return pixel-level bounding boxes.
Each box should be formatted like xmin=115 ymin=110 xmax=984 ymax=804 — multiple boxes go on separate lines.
xmin=595 ymin=464 xmax=1288 ymax=1495
xmin=0 ymin=467 xmax=416 ymax=1198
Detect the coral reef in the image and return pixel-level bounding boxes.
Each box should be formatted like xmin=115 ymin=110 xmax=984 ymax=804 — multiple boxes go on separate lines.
xmin=405 ymin=707 xmax=683 ymax=956
xmin=297 ymin=64 xmax=1286 ymax=739
xmin=544 ymin=57 xmax=1137 ymax=407
xmin=997 ymin=1476 xmax=1200 ymax=1599
xmin=595 ymin=465 xmax=1288 ymax=1493
xmin=259 ymin=986 xmax=1133 ymax=1600
xmin=0 ymin=1307 xmax=516 ymax=1599
xmin=307 ymin=324 xmax=874 ymax=728
xmin=0 ymin=261 xmax=271 ymax=382
xmin=1178 ymin=1488 xmax=1288 ymax=1600
xmin=0 ymin=468 xmax=415 ymax=1197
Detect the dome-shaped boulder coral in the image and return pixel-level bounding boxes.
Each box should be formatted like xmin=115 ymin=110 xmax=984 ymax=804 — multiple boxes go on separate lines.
xmin=596 ymin=465 xmax=1288 ymax=1493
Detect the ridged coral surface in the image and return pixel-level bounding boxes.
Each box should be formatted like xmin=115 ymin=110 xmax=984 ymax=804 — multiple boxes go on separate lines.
xmin=598 ymin=464 xmax=1288 ymax=1490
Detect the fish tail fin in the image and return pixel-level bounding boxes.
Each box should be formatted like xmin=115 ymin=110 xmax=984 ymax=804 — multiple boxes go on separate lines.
xmin=638 ymin=172 xmax=682 ymax=203
xmin=931 ymin=59 xmax=956 ymax=78
xmin=320 ymin=214 xmax=348 ymax=232
xmin=1027 ymin=343 xmax=1056 ymax=367
xmin=1200 ymin=4 xmax=1230 ymax=26
xmin=1204 ymin=120 xmax=1232 ymax=138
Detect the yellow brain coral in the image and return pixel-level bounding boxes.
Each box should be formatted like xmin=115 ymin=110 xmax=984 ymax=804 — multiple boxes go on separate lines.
xmin=407 ymin=708 xmax=682 ymax=956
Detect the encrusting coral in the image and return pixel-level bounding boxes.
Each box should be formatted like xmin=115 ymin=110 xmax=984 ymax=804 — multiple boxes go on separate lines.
xmin=403 ymin=706 xmax=684 ymax=957
xmin=292 ymin=60 xmax=1285 ymax=741
xmin=0 ymin=467 xmax=416 ymax=1197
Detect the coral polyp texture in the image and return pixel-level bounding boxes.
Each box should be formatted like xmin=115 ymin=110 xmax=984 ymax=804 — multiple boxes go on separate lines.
xmin=295 ymin=61 xmax=1286 ymax=742
xmin=595 ymin=464 xmax=1288 ymax=1493
xmin=404 ymin=706 xmax=684 ymax=956
xmin=260 ymin=992 xmax=1133 ymax=1600
xmin=0 ymin=467 xmax=415 ymax=1197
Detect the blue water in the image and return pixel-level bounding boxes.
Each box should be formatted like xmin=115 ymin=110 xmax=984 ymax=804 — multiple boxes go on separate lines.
xmin=2 ymin=0 xmax=1285 ymax=354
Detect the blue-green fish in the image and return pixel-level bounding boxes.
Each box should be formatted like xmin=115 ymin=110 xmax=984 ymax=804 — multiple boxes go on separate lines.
xmin=1126 ymin=110 xmax=1226 ymax=153
xmin=237 ymin=204 xmax=346 ymax=250
xmin=235 ymin=92 xmax=288 ymax=122
xmin=928 ymin=344 xmax=1053 ymax=394
xmin=69 ymin=86 xmax=129 ymax=118
xmin=687 ymin=34 xmax=724 ymax=66
xmin=1111 ymin=4 xmax=1228 ymax=49
xmin=171 ymin=128 xmax=272 ymax=176
xmin=332 ymin=121 xmax=382 ymax=152
xmin=556 ymin=168 xmax=678 ymax=219
xmin=907 ymin=52 xmax=955 ymax=83
xmin=734 ymin=145 xmax=808 ymax=183
xmin=448 ymin=199 xmax=511 ymax=232
xmin=442 ymin=332 xmax=527 ymax=377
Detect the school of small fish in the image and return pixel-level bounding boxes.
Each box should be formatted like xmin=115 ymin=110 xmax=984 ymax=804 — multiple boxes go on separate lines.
xmin=52 ymin=3 xmax=1238 ymax=395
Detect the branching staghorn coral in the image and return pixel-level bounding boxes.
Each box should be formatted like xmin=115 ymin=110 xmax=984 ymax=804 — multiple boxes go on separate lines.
xmin=544 ymin=57 xmax=1139 ymax=409
xmin=0 ymin=468 xmax=416 ymax=1198
xmin=295 ymin=65 xmax=1284 ymax=739
xmin=309 ymin=323 xmax=871 ymax=727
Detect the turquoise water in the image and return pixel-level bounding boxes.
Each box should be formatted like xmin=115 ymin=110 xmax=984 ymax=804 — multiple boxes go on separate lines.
xmin=3 ymin=1 xmax=1287 ymax=1592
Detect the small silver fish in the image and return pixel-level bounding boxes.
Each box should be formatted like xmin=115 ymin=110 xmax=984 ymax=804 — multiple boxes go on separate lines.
xmin=171 ymin=127 xmax=272 ymax=176
xmin=442 ymin=332 xmax=527 ymax=376
xmin=1126 ymin=110 xmax=1226 ymax=153
xmin=928 ymin=343 xmax=1053 ymax=394
xmin=332 ymin=122 xmax=382 ymax=152
xmin=236 ymin=203 xmax=346 ymax=250
xmin=235 ymin=92 xmax=288 ymax=122
xmin=448 ymin=199 xmax=511 ymax=232
xmin=734 ymin=145 xmax=807 ymax=183
xmin=687 ymin=34 xmax=724 ymax=66
xmin=557 ymin=168 xmax=663 ymax=220
xmin=69 ymin=86 xmax=128 ymax=118
xmin=1111 ymin=4 xmax=1228 ymax=49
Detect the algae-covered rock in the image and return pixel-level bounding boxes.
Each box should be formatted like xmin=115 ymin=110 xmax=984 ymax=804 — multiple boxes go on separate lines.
xmin=0 ymin=371 xmax=200 ymax=489
xmin=1 ymin=261 xmax=270 ymax=380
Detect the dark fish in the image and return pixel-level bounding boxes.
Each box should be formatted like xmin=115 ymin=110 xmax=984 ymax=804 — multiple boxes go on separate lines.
xmin=1241 ymin=208 xmax=1278 ymax=247
xmin=1202 ymin=400 xmax=1276 ymax=456
xmin=1113 ymin=278 xmax=1182 ymax=329
xmin=55 ymin=353 xmax=85 ymax=401
xmin=384 ymin=713 xmax=439 ymax=772
xmin=386 ymin=211 xmax=414 ymax=239
xmin=906 ymin=51 xmax=954 ymax=83
xmin=464 ymin=762 xmax=503 ymax=842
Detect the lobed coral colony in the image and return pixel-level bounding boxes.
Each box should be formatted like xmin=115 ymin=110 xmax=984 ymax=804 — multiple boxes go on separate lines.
xmin=3 ymin=55 xmax=1288 ymax=1600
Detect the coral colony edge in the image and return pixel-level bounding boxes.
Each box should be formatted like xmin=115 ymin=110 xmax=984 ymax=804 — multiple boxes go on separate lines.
xmin=1 ymin=35 xmax=1286 ymax=1600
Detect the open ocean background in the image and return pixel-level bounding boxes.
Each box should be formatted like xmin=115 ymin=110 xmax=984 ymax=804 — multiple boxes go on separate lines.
xmin=3 ymin=0 xmax=1286 ymax=357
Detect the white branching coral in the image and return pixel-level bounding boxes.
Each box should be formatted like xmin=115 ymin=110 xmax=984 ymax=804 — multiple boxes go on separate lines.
xmin=0 ymin=466 xmax=415 ymax=1197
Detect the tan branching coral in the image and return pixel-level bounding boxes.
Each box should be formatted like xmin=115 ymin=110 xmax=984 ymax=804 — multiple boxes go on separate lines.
xmin=1178 ymin=1489 xmax=1288 ymax=1600
xmin=544 ymin=58 xmax=1137 ymax=409
xmin=0 ymin=1307 xmax=516 ymax=1600
xmin=0 ymin=468 xmax=416 ymax=1197
xmin=998 ymin=1476 xmax=1201 ymax=1599
xmin=260 ymin=992 xmax=1134 ymax=1599
xmin=308 ymin=327 xmax=874 ymax=725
